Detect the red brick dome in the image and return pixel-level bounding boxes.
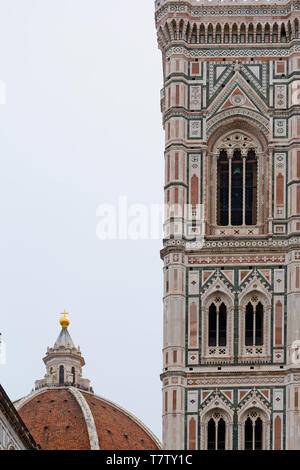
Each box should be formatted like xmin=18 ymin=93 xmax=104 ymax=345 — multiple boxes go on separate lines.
xmin=15 ymin=387 xmax=161 ymax=450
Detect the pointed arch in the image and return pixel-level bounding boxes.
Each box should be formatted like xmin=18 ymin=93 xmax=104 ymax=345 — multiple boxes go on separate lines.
xmin=199 ymin=23 xmax=205 ymax=44
xmin=280 ymin=23 xmax=287 ymax=43
xmin=200 ymin=402 xmax=234 ymax=450
xmin=202 ymin=285 xmax=234 ymax=363
xmin=191 ymin=23 xmax=198 ymax=44
xmin=224 ymin=23 xmax=230 ymax=44
xmin=287 ymin=21 xmax=292 ymax=42
xmin=158 ymin=26 xmax=167 ymax=47
xmin=294 ymin=18 xmax=299 ymax=39
xmin=185 ymin=22 xmax=191 ymax=43
xmin=178 ymin=19 xmax=184 ymax=40
xmin=256 ymin=23 xmax=262 ymax=43
xmin=216 ymin=23 xmax=222 ymax=44
xmin=232 ymin=23 xmax=238 ymax=44
xmin=248 ymin=23 xmax=254 ymax=43
xmin=264 ymin=23 xmax=270 ymax=43
xmin=170 ymin=19 xmax=177 ymax=40
xmin=238 ymin=406 xmax=270 ymax=450
xmin=239 ymin=288 xmax=271 ymax=363
xmin=273 ymin=23 xmax=279 ymax=43
xmin=240 ymin=23 xmax=246 ymax=43
xmin=164 ymin=22 xmax=171 ymax=42
xmin=208 ymin=23 xmax=213 ymax=44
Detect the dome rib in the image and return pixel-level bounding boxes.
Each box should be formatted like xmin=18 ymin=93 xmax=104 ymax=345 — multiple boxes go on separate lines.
xmin=68 ymin=387 xmax=100 ymax=450
xmin=82 ymin=391 xmax=162 ymax=450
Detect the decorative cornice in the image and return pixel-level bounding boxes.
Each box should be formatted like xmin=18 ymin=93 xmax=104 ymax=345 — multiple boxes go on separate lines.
xmin=165 ymin=43 xmax=300 ymax=58
xmin=156 ymin=0 xmax=299 ymax=21
xmin=160 ymin=369 xmax=290 ymax=385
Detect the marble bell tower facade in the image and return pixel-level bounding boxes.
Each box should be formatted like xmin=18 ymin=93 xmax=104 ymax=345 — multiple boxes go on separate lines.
xmin=155 ymin=0 xmax=300 ymax=450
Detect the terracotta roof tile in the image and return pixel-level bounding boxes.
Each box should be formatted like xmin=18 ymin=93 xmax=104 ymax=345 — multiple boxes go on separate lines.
xmin=18 ymin=389 xmax=90 ymax=450
xmin=82 ymin=392 xmax=159 ymax=450
xmin=17 ymin=388 xmax=160 ymax=450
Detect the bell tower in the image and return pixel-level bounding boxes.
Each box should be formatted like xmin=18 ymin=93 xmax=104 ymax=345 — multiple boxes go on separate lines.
xmin=155 ymin=0 xmax=300 ymax=450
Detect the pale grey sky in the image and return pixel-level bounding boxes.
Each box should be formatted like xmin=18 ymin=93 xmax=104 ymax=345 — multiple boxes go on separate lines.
xmin=0 ymin=0 xmax=164 ymax=440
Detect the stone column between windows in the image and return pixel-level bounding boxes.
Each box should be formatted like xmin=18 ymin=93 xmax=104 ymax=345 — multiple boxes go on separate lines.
xmin=242 ymin=152 xmax=247 ymax=226
xmin=228 ymin=154 xmax=232 ymax=226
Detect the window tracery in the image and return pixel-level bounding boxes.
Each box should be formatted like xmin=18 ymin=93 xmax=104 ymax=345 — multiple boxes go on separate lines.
xmin=201 ymin=407 xmax=233 ymax=450
xmin=202 ymin=291 xmax=234 ymax=363
xmin=239 ymin=291 xmax=271 ymax=362
xmin=216 ymin=133 xmax=258 ymax=227
xmin=238 ymin=407 xmax=270 ymax=450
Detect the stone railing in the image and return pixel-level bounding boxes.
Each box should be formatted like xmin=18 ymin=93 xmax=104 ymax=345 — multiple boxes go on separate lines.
xmin=35 ymin=382 xmax=93 ymax=393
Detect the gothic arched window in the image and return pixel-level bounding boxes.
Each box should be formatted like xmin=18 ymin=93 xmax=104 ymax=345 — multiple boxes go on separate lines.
xmin=231 ymin=150 xmax=243 ymax=225
xmin=239 ymin=292 xmax=270 ymax=362
xmin=273 ymin=24 xmax=278 ymax=43
xmin=245 ymin=149 xmax=257 ymax=225
xmin=208 ymin=302 xmax=227 ymax=347
xmin=207 ymin=415 xmax=226 ymax=450
xmin=245 ymin=300 xmax=264 ymax=347
xmin=217 ymin=141 xmax=257 ymax=226
xmin=59 ymin=365 xmax=64 ymax=385
xmin=244 ymin=413 xmax=263 ymax=450
xmin=218 ymin=150 xmax=229 ymax=226
xmin=203 ymin=294 xmax=233 ymax=362
xmin=240 ymin=24 xmax=246 ymax=43
xmin=248 ymin=24 xmax=254 ymax=43
xmin=200 ymin=24 xmax=205 ymax=44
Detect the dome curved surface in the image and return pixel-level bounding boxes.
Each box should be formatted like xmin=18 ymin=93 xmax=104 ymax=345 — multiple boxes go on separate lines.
xmin=15 ymin=387 xmax=161 ymax=450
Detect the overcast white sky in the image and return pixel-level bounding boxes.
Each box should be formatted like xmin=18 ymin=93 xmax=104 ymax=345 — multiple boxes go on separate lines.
xmin=0 ymin=0 xmax=164 ymax=441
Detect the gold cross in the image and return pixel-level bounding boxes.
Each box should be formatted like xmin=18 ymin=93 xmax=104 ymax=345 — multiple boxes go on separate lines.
xmin=60 ymin=310 xmax=69 ymax=318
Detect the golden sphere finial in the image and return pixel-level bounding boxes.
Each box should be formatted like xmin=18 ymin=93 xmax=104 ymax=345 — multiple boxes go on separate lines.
xmin=60 ymin=310 xmax=70 ymax=329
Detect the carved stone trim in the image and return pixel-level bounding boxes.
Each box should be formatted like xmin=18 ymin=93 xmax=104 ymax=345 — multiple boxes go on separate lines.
xmin=165 ymin=44 xmax=300 ymax=59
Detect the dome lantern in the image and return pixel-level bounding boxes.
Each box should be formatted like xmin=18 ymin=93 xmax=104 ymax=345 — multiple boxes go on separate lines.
xmin=34 ymin=312 xmax=92 ymax=393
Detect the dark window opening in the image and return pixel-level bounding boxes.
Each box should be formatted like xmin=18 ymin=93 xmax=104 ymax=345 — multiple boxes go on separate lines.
xmin=255 ymin=302 xmax=264 ymax=346
xmin=209 ymin=302 xmax=227 ymax=348
xmin=245 ymin=418 xmax=253 ymax=450
xmin=217 ymin=146 xmax=257 ymax=227
xmin=218 ymin=418 xmax=226 ymax=450
xmin=246 ymin=150 xmax=257 ymax=225
xmin=59 ymin=365 xmax=64 ymax=385
xmin=207 ymin=417 xmax=226 ymax=450
xmin=218 ymin=150 xmax=229 ymax=226
xmin=71 ymin=366 xmax=76 ymax=385
xmin=207 ymin=419 xmax=216 ymax=450
xmin=245 ymin=303 xmax=254 ymax=346
xmin=218 ymin=303 xmax=227 ymax=347
xmin=245 ymin=301 xmax=264 ymax=346
xmin=245 ymin=416 xmax=263 ymax=450
xmin=231 ymin=150 xmax=243 ymax=226
xmin=255 ymin=418 xmax=263 ymax=450
xmin=209 ymin=304 xmax=217 ymax=347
